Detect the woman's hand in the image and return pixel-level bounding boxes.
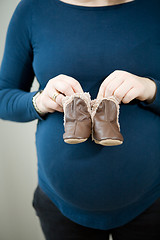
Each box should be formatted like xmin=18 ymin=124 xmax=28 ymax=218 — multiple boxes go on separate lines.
xmin=97 ymin=70 xmax=157 ymax=104
xmin=36 ymin=74 xmax=83 ymax=114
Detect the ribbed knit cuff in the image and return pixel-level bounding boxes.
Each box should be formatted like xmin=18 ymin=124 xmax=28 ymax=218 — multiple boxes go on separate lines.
xmin=29 ymin=91 xmax=46 ymax=121
xmin=138 ymin=77 xmax=160 ymax=116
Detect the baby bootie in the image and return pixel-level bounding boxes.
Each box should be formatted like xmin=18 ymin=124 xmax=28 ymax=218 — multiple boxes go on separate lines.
xmin=91 ymin=96 xmax=124 ymax=146
xmin=62 ymin=92 xmax=92 ymax=144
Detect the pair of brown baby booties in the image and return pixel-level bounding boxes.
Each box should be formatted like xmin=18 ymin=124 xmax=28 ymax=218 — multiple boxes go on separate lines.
xmin=62 ymin=92 xmax=124 ymax=146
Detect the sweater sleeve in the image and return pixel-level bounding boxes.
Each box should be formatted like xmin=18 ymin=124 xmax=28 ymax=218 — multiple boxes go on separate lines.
xmin=0 ymin=0 xmax=43 ymax=122
xmin=138 ymin=77 xmax=160 ymax=116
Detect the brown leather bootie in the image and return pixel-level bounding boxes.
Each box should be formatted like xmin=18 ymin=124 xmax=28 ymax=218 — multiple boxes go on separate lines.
xmin=91 ymin=96 xmax=124 ymax=146
xmin=62 ymin=92 xmax=92 ymax=144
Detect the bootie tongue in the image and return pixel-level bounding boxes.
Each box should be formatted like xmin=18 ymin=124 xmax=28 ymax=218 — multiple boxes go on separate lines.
xmin=91 ymin=96 xmax=124 ymax=146
xmin=62 ymin=92 xmax=92 ymax=144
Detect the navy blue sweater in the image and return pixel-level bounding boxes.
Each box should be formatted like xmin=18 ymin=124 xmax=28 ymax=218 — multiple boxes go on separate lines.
xmin=1 ymin=0 xmax=160 ymax=230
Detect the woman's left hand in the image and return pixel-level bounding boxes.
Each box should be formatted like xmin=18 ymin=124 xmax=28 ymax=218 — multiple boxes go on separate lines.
xmin=97 ymin=70 xmax=157 ymax=104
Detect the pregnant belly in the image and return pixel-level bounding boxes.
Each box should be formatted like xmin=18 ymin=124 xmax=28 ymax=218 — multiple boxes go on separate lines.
xmin=36 ymin=107 xmax=160 ymax=211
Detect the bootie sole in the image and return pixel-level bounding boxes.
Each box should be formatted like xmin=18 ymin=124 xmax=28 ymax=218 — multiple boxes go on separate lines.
xmin=93 ymin=138 xmax=123 ymax=146
xmin=64 ymin=138 xmax=88 ymax=144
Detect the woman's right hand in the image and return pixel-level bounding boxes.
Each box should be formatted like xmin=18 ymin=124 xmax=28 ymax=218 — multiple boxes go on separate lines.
xmin=36 ymin=74 xmax=84 ymax=114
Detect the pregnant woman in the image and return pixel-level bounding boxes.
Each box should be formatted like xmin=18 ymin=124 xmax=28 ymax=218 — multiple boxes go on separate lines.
xmin=0 ymin=0 xmax=160 ymax=239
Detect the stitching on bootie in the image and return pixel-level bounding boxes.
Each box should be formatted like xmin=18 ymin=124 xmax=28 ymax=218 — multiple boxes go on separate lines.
xmin=62 ymin=92 xmax=92 ymax=127
xmin=91 ymin=96 xmax=121 ymax=131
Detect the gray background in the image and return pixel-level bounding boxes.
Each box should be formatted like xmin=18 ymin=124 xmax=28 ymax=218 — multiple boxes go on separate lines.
xmin=0 ymin=0 xmax=44 ymax=239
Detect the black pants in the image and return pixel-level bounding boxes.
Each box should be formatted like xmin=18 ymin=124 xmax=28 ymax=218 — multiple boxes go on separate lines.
xmin=32 ymin=186 xmax=160 ymax=240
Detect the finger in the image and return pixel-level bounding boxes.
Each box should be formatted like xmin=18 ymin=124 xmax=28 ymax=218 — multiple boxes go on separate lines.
xmin=54 ymin=92 xmax=65 ymax=107
xmin=102 ymin=70 xmax=125 ymax=88
xmin=47 ymin=88 xmax=61 ymax=101
xmin=48 ymin=106 xmax=63 ymax=113
xmin=46 ymin=97 xmax=64 ymax=112
xmin=97 ymin=76 xmax=117 ymax=98
xmin=54 ymin=105 xmax=64 ymax=112
xmin=51 ymin=81 xmax=75 ymax=97
xmin=113 ymin=80 xmax=133 ymax=102
xmin=61 ymin=76 xmax=84 ymax=93
xmin=97 ymin=70 xmax=127 ymax=98
xmin=122 ymin=87 xmax=139 ymax=104
xmin=55 ymin=80 xmax=75 ymax=96
xmin=97 ymin=70 xmax=126 ymax=98
xmin=105 ymin=77 xmax=124 ymax=97
xmin=46 ymin=84 xmax=69 ymax=108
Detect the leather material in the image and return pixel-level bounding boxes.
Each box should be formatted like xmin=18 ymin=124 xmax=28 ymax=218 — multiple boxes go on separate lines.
xmin=92 ymin=99 xmax=124 ymax=142
xmin=63 ymin=97 xmax=92 ymax=140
